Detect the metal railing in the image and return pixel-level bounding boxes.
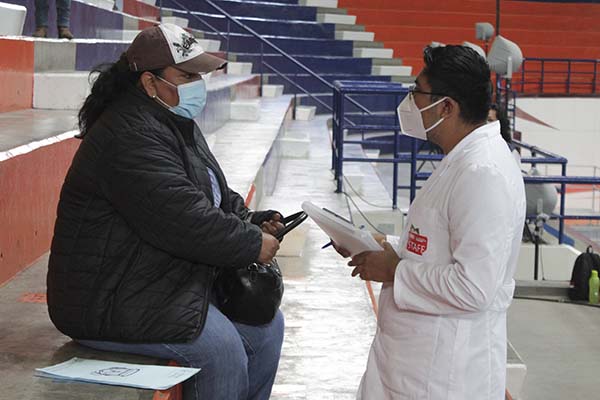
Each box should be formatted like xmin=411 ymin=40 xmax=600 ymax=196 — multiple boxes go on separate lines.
xmin=332 ymin=80 xmax=600 ymax=244
xmin=159 ymin=0 xmax=373 ymax=120
xmin=333 ymin=80 xmax=413 ymax=208
xmin=514 ymin=57 xmax=600 ymax=95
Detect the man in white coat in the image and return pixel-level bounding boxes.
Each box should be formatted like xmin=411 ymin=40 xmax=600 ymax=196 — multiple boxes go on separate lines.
xmin=339 ymin=45 xmax=526 ymax=399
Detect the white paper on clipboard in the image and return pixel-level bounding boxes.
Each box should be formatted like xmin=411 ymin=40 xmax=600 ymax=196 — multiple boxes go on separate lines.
xmin=301 ymin=201 xmax=383 ymax=256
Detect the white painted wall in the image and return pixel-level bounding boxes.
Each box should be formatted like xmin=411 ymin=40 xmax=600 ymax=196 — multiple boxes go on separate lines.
xmin=515 ymin=243 xmax=579 ymax=281
xmin=516 ymin=98 xmax=600 ymax=174
xmin=516 ymin=97 xmax=600 ymax=212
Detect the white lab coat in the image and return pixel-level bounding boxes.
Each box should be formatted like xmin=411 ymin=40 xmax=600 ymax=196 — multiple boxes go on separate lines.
xmin=357 ymin=121 xmax=526 ymax=400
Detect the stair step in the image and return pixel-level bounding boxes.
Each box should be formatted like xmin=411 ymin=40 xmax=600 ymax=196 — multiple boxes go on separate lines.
xmin=196 ymin=39 xmax=221 ymax=52
xmin=33 ymin=72 xmax=91 ymax=110
xmin=230 ymin=99 xmax=260 ymax=121
xmin=316 ymin=6 xmax=347 ymax=14
xmin=33 ymin=39 xmax=76 ymax=72
xmin=317 ymin=13 xmax=356 ymax=24
xmin=335 ymin=30 xmax=374 ymax=41
xmin=364 ymin=149 xmax=380 ymax=159
xmin=121 ymin=30 xmax=141 ymax=41
xmin=299 ymin=0 xmax=338 ymax=7
xmin=514 ymin=280 xmax=570 ymax=297
xmin=372 ymin=58 xmax=404 ymax=66
xmin=227 ymin=62 xmax=253 ymax=75
xmin=295 ymin=105 xmax=316 ymax=121
xmin=353 ymin=41 xmax=383 ymax=48
xmin=140 ymin=0 xmax=156 ymax=5
xmin=262 ymin=84 xmax=284 ymax=98
xmin=354 ymin=47 xmax=393 ymax=58
xmin=336 ymin=23 xmax=365 ymax=31
xmin=161 ymin=16 xmax=189 ymax=28
xmin=86 ymin=0 xmax=114 ymax=10
xmin=372 ymin=65 xmax=412 ymax=76
xmin=280 ymin=134 xmax=311 ymax=159
xmin=391 ymin=75 xmax=416 ymax=84
xmin=0 ymin=2 xmax=26 ymax=36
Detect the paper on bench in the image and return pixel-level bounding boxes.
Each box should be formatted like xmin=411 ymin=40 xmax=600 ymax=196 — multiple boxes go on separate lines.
xmin=301 ymin=201 xmax=383 ymax=257
xmin=35 ymin=357 xmax=200 ymax=390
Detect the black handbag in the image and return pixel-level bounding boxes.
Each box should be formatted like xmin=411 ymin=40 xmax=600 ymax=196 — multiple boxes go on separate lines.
xmin=215 ymin=211 xmax=308 ymax=325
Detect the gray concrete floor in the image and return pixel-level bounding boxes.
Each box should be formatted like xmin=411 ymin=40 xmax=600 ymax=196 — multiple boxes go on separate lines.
xmin=260 ymin=117 xmax=377 ymax=399
xmin=507 ymin=299 xmax=600 ymax=400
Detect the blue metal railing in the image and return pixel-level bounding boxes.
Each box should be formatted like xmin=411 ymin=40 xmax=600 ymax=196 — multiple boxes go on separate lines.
xmin=160 ymin=0 xmax=373 ymax=120
xmin=333 ymin=80 xmax=410 ymax=208
xmin=515 ymin=57 xmax=600 ymax=95
xmin=333 ymin=80 xmax=600 ymax=244
xmin=496 ymin=79 xmax=517 ymax=133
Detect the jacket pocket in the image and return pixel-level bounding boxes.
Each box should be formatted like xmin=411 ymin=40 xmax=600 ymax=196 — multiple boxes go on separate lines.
xmin=374 ymin=312 xmax=440 ymax=398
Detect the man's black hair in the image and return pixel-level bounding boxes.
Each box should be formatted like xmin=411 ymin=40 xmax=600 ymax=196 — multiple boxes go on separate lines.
xmin=422 ymin=45 xmax=492 ymax=125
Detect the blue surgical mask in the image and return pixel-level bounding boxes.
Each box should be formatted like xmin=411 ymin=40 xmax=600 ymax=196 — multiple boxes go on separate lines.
xmin=155 ymin=75 xmax=207 ymax=119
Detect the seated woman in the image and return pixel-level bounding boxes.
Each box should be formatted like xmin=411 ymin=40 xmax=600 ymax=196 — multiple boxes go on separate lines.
xmin=46 ymin=23 xmax=284 ymax=400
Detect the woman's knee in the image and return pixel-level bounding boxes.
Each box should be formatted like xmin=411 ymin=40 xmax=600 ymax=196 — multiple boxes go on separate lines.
xmin=258 ymin=310 xmax=285 ymax=360
xmin=200 ymin=315 xmax=249 ymax=372
xmin=270 ymin=310 xmax=285 ymax=344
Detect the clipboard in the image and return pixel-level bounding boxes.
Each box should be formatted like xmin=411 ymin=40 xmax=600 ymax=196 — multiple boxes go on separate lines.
xmin=301 ymin=201 xmax=383 ymax=256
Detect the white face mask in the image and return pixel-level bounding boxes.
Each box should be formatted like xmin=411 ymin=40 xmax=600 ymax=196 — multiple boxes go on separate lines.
xmin=397 ymin=92 xmax=448 ymax=141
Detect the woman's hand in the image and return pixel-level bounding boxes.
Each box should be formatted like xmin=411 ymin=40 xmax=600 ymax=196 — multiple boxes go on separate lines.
xmin=258 ymin=232 xmax=280 ymax=264
xmin=260 ymin=213 xmax=285 ymax=236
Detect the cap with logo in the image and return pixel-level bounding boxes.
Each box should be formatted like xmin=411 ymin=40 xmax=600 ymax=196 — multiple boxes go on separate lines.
xmin=126 ymin=23 xmax=227 ymax=74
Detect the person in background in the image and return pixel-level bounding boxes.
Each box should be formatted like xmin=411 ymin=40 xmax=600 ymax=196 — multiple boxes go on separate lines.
xmin=46 ymin=24 xmax=284 ymax=400
xmin=335 ymin=45 xmax=526 ymax=399
xmin=32 ymin=0 xmax=74 ymax=39
xmin=488 ymin=103 xmax=511 ymax=144
xmin=488 ymin=104 xmax=557 ymax=216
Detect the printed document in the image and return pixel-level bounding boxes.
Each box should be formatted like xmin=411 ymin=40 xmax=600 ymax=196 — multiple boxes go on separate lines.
xmin=35 ymin=357 xmax=200 ymax=390
xmin=302 ymin=201 xmax=382 ymax=256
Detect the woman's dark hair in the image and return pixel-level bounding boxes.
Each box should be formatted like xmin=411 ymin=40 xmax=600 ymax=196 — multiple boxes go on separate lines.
xmin=490 ymin=104 xmax=511 ymax=144
xmin=422 ymin=45 xmax=492 ymax=125
xmin=77 ymin=52 xmax=163 ymax=137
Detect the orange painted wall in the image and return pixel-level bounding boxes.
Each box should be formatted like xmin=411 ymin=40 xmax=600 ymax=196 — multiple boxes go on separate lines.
xmin=0 ymin=139 xmax=80 ymax=286
xmin=0 ymin=38 xmax=34 ymax=113
xmin=339 ymin=0 xmax=600 ymax=76
xmin=123 ymin=0 xmax=159 ymax=20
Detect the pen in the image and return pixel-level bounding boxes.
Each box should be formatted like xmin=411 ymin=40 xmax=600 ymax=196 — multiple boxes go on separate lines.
xmin=321 ymin=226 xmax=365 ymax=249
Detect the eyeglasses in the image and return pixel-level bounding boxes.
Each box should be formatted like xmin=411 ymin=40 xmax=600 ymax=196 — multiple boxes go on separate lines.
xmin=407 ymin=85 xmax=448 ymax=98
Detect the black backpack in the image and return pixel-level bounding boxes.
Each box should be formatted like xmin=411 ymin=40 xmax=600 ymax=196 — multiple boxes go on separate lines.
xmin=568 ymin=246 xmax=600 ymax=301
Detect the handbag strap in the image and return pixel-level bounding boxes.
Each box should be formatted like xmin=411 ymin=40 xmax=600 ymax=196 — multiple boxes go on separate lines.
xmin=275 ymin=211 xmax=308 ymax=242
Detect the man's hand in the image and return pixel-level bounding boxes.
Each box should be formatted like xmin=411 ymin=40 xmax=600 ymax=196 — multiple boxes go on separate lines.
xmin=331 ymin=232 xmax=386 ymax=259
xmin=347 ymin=242 xmax=400 ymax=282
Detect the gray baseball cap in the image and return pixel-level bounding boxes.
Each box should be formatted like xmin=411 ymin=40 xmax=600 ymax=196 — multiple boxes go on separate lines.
xmin=126 ymin=23 xmax=227 ymax=74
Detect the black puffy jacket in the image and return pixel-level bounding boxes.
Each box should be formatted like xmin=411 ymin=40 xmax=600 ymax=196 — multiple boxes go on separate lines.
xmin=47 ymin=87 xmax=263 ymax=343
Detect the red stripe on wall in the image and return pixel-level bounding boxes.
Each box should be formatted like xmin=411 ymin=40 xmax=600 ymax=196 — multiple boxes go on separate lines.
xmin=0 ymin=139 xmax=80 ymax=287
xmin=0 ymin=38 xmax=34 ymax=113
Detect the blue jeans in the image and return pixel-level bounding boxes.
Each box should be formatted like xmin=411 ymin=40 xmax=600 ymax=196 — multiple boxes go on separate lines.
xmin=78 ymin=304 xmax=284 ymax=400
xmin=35 ymin=0 xmax=71 ymax=28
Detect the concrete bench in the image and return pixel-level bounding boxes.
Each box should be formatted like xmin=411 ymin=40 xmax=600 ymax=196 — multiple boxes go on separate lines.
xmin=0 ymin=254 xmax=181 ymax=400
